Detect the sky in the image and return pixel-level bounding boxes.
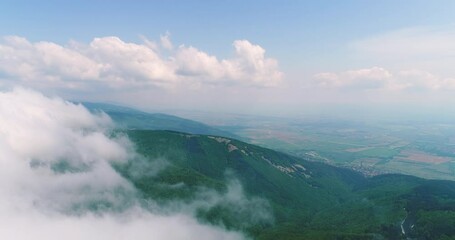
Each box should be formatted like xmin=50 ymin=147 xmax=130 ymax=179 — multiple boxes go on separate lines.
xmin=1 ymin=0 xmax=455 ymax=118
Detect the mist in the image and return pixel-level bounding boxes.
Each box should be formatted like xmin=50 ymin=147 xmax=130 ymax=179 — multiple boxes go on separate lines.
xmin=0 ymin=88 xmax=269 ymax=240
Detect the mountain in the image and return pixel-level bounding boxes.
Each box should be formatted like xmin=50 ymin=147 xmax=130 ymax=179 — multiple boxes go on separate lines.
xmin=118 ymin=130 xmax=455 ymax=240
xmin=77 ymin=103 xmax=454 ymax=239
xmin=81 ymin=102 xmax=238 ymax=138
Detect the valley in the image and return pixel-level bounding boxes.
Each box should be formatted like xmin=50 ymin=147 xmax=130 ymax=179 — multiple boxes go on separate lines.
xmin=168 ymin=112 xmax=455 ymax=181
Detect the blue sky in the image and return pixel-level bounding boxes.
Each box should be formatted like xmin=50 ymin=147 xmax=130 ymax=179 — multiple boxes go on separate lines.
xmin=3 ymin=1 xmax=454 ymax=56
xmin=1 ymin=1 xmax=455 ymax=117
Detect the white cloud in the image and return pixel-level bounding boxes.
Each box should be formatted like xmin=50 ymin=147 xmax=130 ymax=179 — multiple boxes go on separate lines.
xmin=232 ymin=40 xmax=283 ymax=87
xmin=175 ymin=45 xmax=225 ymax=79
xmin=0 ymin=88 xmax=132 ymax=213
xmin=160 ymin=32 xmax=174 ymax=50
xmin=314 ymin=67 xmax=455 ymax=91
xmin=313 ymin=25 xmax=455 ymax=95
xmin=0 ymin=35 xmax=283 ymax=90
xmin=349 ymin=25 xmax=455 ymax=79
xmin=174 ymin=40 xmax=283 ymax=87
xmin=89 ymin=36 xmax=178 ymax=88
xmin=0 ymin=211 xmax=244 ymax=240
xmin=314 ymin=67 xmax=392 ymax=89
xmin=0 ymin=88 xmax=267 ymax=240
xmin=0 ymin=36 xmax=101 ymax=87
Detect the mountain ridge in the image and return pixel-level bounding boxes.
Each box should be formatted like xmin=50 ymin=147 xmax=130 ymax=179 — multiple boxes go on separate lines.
xmin=80 ymin=102 xmax=239 ymax=139
xmin=121 ymin=130 xmax=455 ymax=239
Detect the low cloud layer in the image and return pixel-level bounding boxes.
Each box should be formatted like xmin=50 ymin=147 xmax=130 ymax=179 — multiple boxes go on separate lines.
xmin=0 ymin=35 xmax=283 ymax=90
xmin=0 ymin=88 xmax=272 ymax=240
xmin=309 ymin=25 xmax=455 ymax=95
xmin=314 ymin=67 xmax=455 ymax=91
xmin=347 ymin=25 xmax=455 ymax=80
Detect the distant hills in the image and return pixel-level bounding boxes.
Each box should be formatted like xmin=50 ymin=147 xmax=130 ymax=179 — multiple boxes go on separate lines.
xmin=81 ymin=102 xmax=238 ymax=139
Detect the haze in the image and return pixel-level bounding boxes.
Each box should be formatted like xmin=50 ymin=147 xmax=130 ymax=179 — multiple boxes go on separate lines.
xmin=1 ymin=1 xmax=455 ymax=119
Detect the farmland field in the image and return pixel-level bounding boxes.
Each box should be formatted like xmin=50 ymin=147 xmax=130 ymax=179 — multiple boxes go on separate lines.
xmin=172 ymin=112 xmax=455 ymax=181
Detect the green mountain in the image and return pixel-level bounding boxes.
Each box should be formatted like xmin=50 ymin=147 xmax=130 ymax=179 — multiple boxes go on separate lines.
xmin=81 ymin=102 xmax=238 ymax=138
xmin=117 ymin=130 xmax=455 ymax=240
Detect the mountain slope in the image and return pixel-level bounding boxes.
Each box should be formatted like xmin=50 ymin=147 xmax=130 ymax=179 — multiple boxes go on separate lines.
xmin=81 ymin=102 xmax=238 ymax=138
xmin=120 ymin=130 xmax=455 ymax=239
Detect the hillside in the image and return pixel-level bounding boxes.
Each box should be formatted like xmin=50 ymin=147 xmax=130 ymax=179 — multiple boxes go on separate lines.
xmin=81 ymin=102 xmax=238 ymax=138
xmin=117 ymin=130 xmax=455 ymax=239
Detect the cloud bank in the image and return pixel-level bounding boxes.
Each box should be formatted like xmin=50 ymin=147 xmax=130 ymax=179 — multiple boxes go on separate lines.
xmin=0 ymin=35 xmax=283 ymax=90
xmin=314 ymin=67 xmax=455 ymax=91
xmin=0 ymin=88 xmax=270 ymax=240
xmin=309 ymin=26 xmax=455 ymax=96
